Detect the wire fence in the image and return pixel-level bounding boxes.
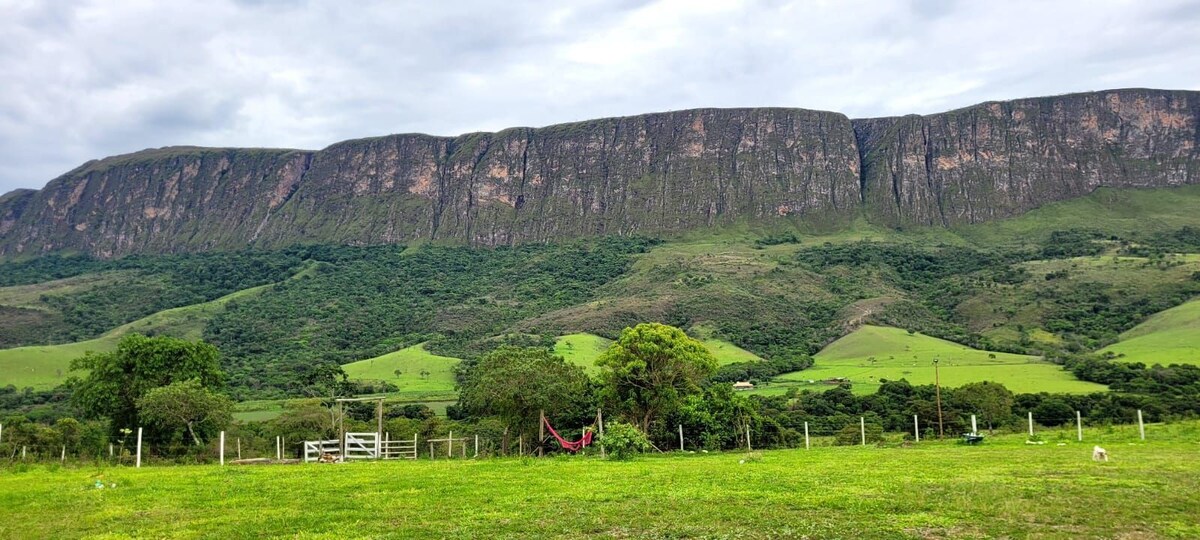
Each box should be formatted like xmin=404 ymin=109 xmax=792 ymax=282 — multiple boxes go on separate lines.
xmin=0 ymin=409 xmax=1166 ymax=467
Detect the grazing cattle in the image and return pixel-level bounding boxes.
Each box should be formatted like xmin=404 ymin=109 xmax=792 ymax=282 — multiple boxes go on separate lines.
xmin=1092 ymin=446 xmax=1109 ymax=462
xmin=318 ymin=453 xmax=340 ymax=463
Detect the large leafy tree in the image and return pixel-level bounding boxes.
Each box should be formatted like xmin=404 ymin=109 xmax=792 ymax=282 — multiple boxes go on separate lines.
xmin=951 ymin=381 xmax=1015 ymax=433
xmin=597 ymin=323 xmax=718 ymax=433
xmin=457 ymin=346 xmax=591 ymax=450
xmin=137 ymin=379 xmax=233 ymax=446
xmin=69 ymin=334 xmax=225 ymax=434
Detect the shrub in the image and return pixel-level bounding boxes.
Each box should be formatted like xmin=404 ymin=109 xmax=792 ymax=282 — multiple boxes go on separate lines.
xmin=602 ymin=422 xmax=651 ymax=460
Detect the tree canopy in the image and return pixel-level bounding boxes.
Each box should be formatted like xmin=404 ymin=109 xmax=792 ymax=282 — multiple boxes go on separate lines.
xmin=137 ymin=379 xmax=233 ymax=446
xmin=69 ymin=333 xmax=224 ymax=434
xmin=457 ymin=346 xmax=592 ymax=448
xmin=597 ymin=323 xmax=718 ymax=433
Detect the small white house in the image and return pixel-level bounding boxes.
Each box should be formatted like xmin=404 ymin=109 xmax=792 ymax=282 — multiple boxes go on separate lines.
xmin=732 ymin=381 xmax=755 ymax=391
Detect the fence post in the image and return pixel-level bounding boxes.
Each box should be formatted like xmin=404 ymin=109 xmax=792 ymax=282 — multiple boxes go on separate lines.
xmin=448 ymin=431 xmax=453 ymax=458
xmin=61 ymin=445 xmax=66 ymax=463
xmin=0 ymin=422 xmax=3 ymax=444
xmin=746 ymin=423 xmax=752 ymax=451
xmin=22 ymin=446 xmax=26 ymax=460
xmin=414 ymin=433 xmax=418 ymax=459
xmin=1137 ymin=410 xmax=1145 ymax=440
xmin=135 ymin=427 xmax=143 ymax=468
xmin=475 ymin=434 xmax=479 ymax=458
xmin=1028 ymin=411 xmax=1034 ymax=437
xmin=860 ymin=417 xmax=866 ymax=447
xmin=219 ymin=431 xmax=225 ymax=466
xmin=678 ymin=425 xmax=684 ymax=451
xmin=237 ymin=438 xmax=241 ymax=460
xmin=804 ymin=422 xmax=810 ymax=450
xmin=109 ymin=443 xmax=114 ymax=458
xmin=971 ymin=414 xmax=978 ymax=435
xmin=276 ymin=436 xmax=281 ymax=460
xmin=913 ymin=414 xmax=919 ymax=442
xmin=1076 ymin=411 xmax=1083 ymax=442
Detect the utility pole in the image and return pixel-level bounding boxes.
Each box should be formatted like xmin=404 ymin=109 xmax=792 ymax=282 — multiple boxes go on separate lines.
xmin=934 ymin=358 xmax=944 ymax=439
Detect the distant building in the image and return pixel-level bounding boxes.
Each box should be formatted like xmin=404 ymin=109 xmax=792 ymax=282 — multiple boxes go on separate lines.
xmin=733 ymin=381 xmax=755 ymax=391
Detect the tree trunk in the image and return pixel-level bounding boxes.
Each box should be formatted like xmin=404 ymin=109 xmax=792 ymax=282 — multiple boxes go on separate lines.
xmin=186 ymin=422 xmax=202 ymax=446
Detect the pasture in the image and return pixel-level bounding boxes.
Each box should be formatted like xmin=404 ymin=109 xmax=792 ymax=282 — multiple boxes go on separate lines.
xmin=1100 ymin=297 xmax=1200 ymax=366
xmin=1 ymin=422 xmax=1197 ymax=539
xmin=341 ymin=343 xmax=461 ymax=396
xmin=772 ymin=325 xmax=1106 ymax=394
xmin=552 ymin=332 xmax=761 ymax=374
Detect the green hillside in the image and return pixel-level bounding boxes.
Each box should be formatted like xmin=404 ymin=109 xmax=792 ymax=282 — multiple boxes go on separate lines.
xmin=1099 ymin=297 xmax=1200 ymax=366
xmin=552 ymin=333 xmax=612 ymax=373
xmin=0 ymin=273 xmax=303 ymax=390
xmin=774 ymin=325 xmax=1106 ymax=394
xmin=552 ymin=332 xmax=761 ymax=374
xmin=342 ymin=343 xmax=461 ymax=397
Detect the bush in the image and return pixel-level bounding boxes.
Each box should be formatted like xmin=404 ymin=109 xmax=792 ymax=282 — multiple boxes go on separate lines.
xmin=602 ymin=422 xmax=651 ymax=460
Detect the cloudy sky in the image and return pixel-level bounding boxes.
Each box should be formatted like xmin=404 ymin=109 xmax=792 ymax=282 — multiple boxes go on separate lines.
xmin=2 ymin=0 xmax=1198 ymax=193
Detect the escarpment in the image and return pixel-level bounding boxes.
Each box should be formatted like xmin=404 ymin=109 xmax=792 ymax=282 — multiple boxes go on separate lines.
xmin=1 ymin=88 xmax=1197 ymax=257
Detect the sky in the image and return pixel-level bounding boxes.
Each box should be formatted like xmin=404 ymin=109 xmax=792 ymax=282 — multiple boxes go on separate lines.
xmin=2 ymin=0 xmax=1199 ymax=194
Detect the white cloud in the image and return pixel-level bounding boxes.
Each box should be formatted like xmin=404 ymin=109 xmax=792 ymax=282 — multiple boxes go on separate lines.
xmin=1 ymin=0 xmax=1198 ymax=192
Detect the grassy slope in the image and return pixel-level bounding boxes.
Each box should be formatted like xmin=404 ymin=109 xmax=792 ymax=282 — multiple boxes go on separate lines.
xmin=341 ymin=343 xmax=461 ymax=396
xmin=2 ymin=422 xmax=1197 ymax=538
xmin=0 ymin=273 xmax=302 ymax=390
xmin=774 ymin=325 xmax=1105 ymax=395
xmin=552 ymin=333 xmax=760 ymax=374
xmin=1099 ymin=296 xmax=1200 ymax=366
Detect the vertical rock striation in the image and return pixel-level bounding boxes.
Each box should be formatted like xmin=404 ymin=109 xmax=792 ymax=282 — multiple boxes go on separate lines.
xmin=0 ymin=89 xmax=1198 ymax=258
xmin=854 ymin=88 xmax=1199 ymax=226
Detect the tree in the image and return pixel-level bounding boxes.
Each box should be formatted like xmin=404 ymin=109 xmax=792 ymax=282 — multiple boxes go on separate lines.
xmin=457 ymin=346 xmax=591 ymax=451
xmin=69 ymin=334 xmax=224 ymax=434
xmin=137 ymin=379 xmax=233 ymax=446
xmin=951 ymin=381 xmax=1014 ymax=433
xmin=596 ymin=323 xmax=718 ymax=434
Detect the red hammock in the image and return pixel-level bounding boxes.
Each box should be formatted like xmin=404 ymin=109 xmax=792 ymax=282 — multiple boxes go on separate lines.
xmin=542 ymin=416 xmax=594 ymax=452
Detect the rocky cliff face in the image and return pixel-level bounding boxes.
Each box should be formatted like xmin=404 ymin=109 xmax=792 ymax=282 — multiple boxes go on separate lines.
xmin=855 ymin=89 xmax=1199 ymax=226
xmin=1 ymin=89 xmax=1197 ymax=257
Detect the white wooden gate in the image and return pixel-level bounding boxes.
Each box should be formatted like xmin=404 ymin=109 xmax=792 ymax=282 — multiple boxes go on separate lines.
xmin=344 ymin=432 xmax=380 ymax=459
xmin=381 ymin=433 xmax=418 ymax=460
xmin=303 ymin=439 xmax=340 ymax=462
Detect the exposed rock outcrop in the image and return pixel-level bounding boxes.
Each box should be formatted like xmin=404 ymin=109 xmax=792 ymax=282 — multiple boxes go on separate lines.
xmin=0 ymin=88 xmax=1197 ymax=257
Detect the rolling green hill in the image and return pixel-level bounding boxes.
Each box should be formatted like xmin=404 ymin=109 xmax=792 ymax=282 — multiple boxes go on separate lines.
xmin=341 ymin=343 xmax=461 ymax=397
xmin=772 ymin=325 xmax=1106 ymax=395
xmin=552 ymin=332 xmax=762 ymax=374
xmin=0 ymin=268 xmax=311 ymax=391
xmin=1099 ymin=297 xmax=1200 ymax=366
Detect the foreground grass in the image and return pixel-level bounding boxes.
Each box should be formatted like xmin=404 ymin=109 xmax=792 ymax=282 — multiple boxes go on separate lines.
xmin=1100 ymin=296 xmax=1200 ymax=366
xmin=2 ymin=424 xmax=1198 ymax=539
xmin=775 ymin=325 xmax=1106 ymax=394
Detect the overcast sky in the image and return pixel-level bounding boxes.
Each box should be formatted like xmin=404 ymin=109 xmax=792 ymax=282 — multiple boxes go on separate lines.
xmin=2 ymin=0 xmax=1198 ymax=193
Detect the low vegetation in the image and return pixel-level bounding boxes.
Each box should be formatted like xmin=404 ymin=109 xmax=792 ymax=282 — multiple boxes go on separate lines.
xmin=1 ymin=422 xmax=1197 ymax=538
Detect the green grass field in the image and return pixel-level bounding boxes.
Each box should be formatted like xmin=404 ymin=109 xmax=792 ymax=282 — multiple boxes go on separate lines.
xmin=553 ymin=333 xmax=761 ymax=374
xmin=772 ymin=325 xmax=1106 ymax=395
xmin=342 ymin=343 xmax=461 ymax=396
xmin=2 ymin=421 xmax=1197 ymax=538
xmin=0 ymin=269 xmax=309 ymax=390
xmin=1099 ymin=297 xmax=1200 ymax=366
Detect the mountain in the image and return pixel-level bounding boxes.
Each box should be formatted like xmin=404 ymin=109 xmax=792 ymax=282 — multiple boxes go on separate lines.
xmin=1 ymin=88 xmax=1197 ymax=258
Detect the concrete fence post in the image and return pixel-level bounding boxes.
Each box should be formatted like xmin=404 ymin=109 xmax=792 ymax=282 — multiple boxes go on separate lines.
xmin=1076 ymin=411 xmax=1083 ymax=442
xmin=860 ymin=417 xmax=866 ymax=447
xmin=219 ymin=431 xmax=225 ymax=466
xmin=135 ymin=427 xmax=143 ymax=468
xmin=913 ymin=414 xmax=919 ymax=442
xmin=1028 ymin=411 xmax=1034 ymax=437
xmin=804 ymin=422 xmax=810 ymax=450
xmin=1137 ymin=410 xmax=1145 ymax=441
xmin=971 ymin=414 xmax=978 ymax=435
